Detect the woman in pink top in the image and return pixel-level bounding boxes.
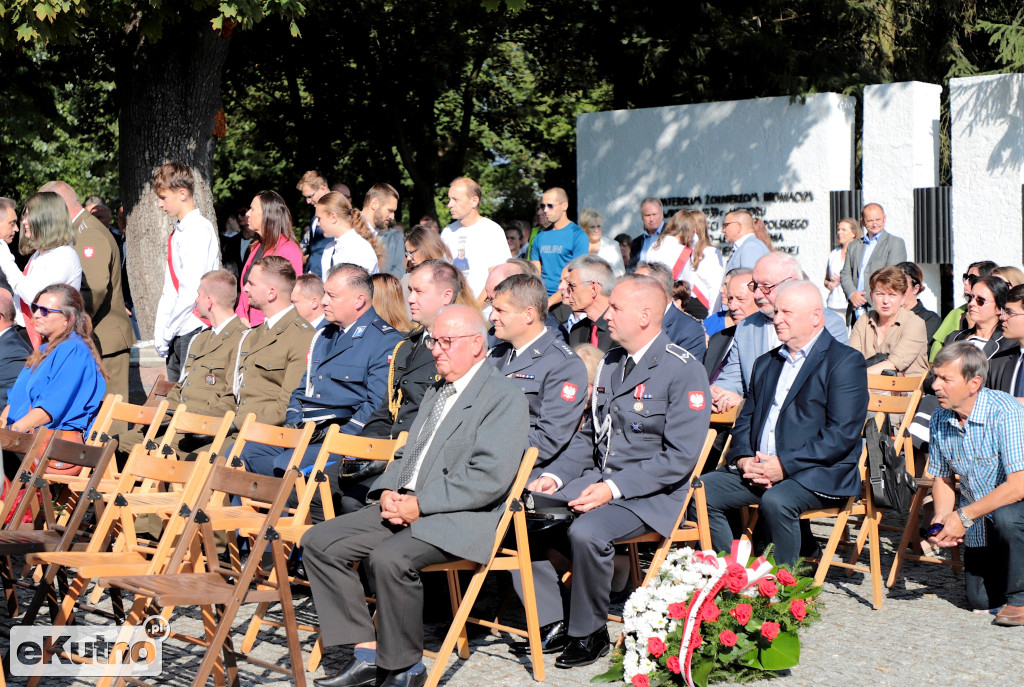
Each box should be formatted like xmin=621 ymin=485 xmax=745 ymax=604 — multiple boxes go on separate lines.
xmin=236 ymin=190 xmax=303 ymax=325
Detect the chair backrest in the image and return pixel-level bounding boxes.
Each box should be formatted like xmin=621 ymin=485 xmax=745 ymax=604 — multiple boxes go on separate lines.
xmin=301 ymin=428 xmax=408 ymax=524
xmin=867 ymin=373 xmax=925 ymax=395
xmin=866 ymin=386 xmax=924 ymax=475
xmin=158 ymin=406 xmax=236 ymax=457
xmin=6 ymin=438 xmax=117 ymax=545
xmin=0 ymin=429 xmax=49 ymax=525
xmin=479 ymin=447 xmax=540 ymax=563
xmin=144 ymin=375 xmax=177 ymax=407
xmin=225 ymin=415 xmax=315 ymax=473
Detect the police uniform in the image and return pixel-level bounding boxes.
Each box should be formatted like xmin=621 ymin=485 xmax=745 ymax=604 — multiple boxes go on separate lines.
xmin=73 ymin=210 xmax=135 ymax=399
xmin=113 ymin=316 xmax=249 ymax=464
xmin=488 ymin=327 xmax=588 ymax=467
xmin=240 ymin=307 xmax=401 ymax=476
xmin=528 ymin=331 xmax=712 ymax=636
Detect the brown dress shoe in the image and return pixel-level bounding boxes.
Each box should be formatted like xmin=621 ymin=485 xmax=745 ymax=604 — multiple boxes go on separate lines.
xmin=993 ymin=604 xmax=1024 ymax=626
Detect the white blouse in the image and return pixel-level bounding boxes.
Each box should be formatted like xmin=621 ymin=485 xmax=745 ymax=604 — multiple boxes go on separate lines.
xmin=0 ymin=243 xmax=82 ymax=326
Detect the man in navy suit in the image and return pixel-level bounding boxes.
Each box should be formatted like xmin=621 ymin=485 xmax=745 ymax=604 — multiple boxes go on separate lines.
xmin=0 ymin=288 xmax=30 ymax=410
xmin=635 ymin=261 xmax=707 ymax=360
xmin=696 ymin=281 xmax=868 ymax=565
xmin=297 ymin=171 xmax=334 ymax=278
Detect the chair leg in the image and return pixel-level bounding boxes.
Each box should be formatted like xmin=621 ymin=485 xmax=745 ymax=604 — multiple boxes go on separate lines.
xmin=271 ymin=541 xmax=307 ymax=687
xmin=515 ymin=511 xmax=545 ymax=683
xmin=886 ymin=486 xmax=928 ymax=587
xmin=445 ymin=570 xmax=470 ymax=660
xmin=867 ymin=509 xmax=884 ymax=610
xmin=0 ymin=555 xmax=19 ymax=617
xmin=424 ymin=567 xmax=491 ymax=687
xmin=95 ymin=596 xmax=150 ymax=687
xmin=844 ymin=513 xmax=873 ymax=577
xmin=813 ymin=512 xmax=850 ymax=587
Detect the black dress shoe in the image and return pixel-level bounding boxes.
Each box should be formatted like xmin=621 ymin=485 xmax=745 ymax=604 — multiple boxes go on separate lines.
xmin=555 ymin=627 xmax=610 ymax=669
xmin=314 ymin=657 xmax=379 ymax=687
xmin=510 ymin=620 xmax=568 ymax=655
xmin=379 ymin=667 xmax=426 ymax=687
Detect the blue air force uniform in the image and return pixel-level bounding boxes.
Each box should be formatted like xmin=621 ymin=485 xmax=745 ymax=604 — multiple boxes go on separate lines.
xmin=241 ymin=306 xmax=401 ymax=475
xmin=488 ymin=327 xmax=589 ymax=467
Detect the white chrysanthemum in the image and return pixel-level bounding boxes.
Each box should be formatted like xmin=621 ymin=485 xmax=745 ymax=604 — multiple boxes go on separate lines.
xmin=638 ymin=657 xmax=658 ymax=674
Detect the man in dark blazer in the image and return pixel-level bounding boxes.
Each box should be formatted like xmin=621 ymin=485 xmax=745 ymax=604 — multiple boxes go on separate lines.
xmin=526 ymin=275 xmax=712 ymax=668
xmin=697 ymin=282 xmax=868 ymax=565
xmin=564 ymin=254 xmax=615 ymax=352
xmin=988 ymin=283 xmax=1024 ymax=396
xmin=0 ymin=288 xmax=30 ymax=410
xmin=704 ymin=269 xmax=757 ymax=381
xmin=635 ymin=262 xmax=707 ymax=360
xmin=840 ymin=203 xmax=908 ymax=324
xmin=302 ymin=305 xmax=529 ymax=687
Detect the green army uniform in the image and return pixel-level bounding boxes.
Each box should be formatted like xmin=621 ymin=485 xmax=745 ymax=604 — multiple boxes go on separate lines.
xmin=234 ymin=307 xmax=315 ymax=426
xmin=73 ymin=211 xmax=135 ymax=399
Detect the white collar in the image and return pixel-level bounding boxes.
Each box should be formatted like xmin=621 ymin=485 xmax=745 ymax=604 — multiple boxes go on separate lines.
xmin=263 ymin=305 xmax=295 ymax=330
xmin=513 ymin=328 xmax=547 ymax=358
xmin=213 ymin=314 xmax=238 ymax=335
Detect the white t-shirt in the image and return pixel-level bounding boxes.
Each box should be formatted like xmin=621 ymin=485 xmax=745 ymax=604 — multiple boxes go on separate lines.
xmin=321 ymin=229 xmax=379 ymax=276
xmin=679 ymin=245 xmax=725 ymax=309
xmin=441 ymin=216 xmax=511 ymax=298
xmin=0 ymin=243 xmax=83 ymax=326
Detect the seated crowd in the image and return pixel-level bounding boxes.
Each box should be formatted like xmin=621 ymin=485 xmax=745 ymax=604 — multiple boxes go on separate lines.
xmin=3 ymin=174 xmax=1024 ymax=687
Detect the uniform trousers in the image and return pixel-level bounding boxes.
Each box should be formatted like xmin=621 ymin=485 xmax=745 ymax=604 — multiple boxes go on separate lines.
xmin=164 ymin=327 xmax=202 ymax=384
xmin=698 ymin=468 xmax=841 ymax=566
xmin=516 ymin=502 xmax=648 ymax=636
xmin=301 ymin=504 xmax=459 ymax=671
xmin=101 ymin=348 xmax=131 ymax=402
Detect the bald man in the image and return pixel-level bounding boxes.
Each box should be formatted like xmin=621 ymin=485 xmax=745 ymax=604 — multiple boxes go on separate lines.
xmin=523 ymin=274 xmax=712 ymax=668
xmin=39 ymin=180 xmax=135 ymax=399
xmin=302 ymin=304 xmax=529 ymax=687
xmin=530 ymin=187 xmax=589 ymax=307
xmin=696 ymin=281 xmax=868 ymax=566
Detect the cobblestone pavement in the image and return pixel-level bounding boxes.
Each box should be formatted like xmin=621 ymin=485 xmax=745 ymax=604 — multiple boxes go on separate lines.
xmin=2 ymin=512 xmax=1020 ymax=686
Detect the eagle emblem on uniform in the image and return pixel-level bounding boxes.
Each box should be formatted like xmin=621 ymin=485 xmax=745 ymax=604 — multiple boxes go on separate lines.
xmin=689 ymin=391 xmax=705 ymax=410
xmin=561 ymin=382 xmax=578 ymax=402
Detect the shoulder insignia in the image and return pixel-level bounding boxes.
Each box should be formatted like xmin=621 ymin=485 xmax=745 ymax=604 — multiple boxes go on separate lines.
xmin=373 ymin=318 xmax=394 ymax=333
xmin=83 ymin=247 xmax=95 ymax=259
xmin=297 ymin=320 xmax=311 ymax=329
xmin=552 ymin=339 xmax=576 ymax=357
xmin=353 ymin=325 xmax=367 ymax=339
xmin=665 ymin=343 xmax=694 ymax=363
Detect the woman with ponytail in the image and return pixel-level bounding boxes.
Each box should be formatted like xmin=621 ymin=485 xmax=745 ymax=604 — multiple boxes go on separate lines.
xmin=316 ymin=192 xmax=382 ymax=275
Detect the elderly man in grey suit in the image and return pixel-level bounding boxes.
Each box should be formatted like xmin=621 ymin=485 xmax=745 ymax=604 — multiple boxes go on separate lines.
xmin=302 ymin=304 xmax=529 ymax=687
xmin=525 ymin=274 xmax=712 ymax=668
xmin=711 ymin=252 xmax=850 ymax=412
xmin=840 ymin=203 xmax=907 ymax=324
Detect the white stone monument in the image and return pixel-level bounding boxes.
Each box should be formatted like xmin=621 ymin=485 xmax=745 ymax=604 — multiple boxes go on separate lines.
xmin=576 ymin=93 xmax=856 ymax=288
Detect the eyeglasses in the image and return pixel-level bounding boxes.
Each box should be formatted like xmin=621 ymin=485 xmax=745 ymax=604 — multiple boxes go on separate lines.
xmin=747 ymin=276 xmax=793 ymax=294
xmin=540 ymin=203 xmax=561 ymax=210
xmin=30 ymin=303 xmax=62 ymax=317
xmin=965 ymin=294 xmax=992 ymax=307
xmin=404 ymin=249 xmax=418 ymax=259
xmin=424 ymin=334 xmax=477 ymax=350
xmin=722 ymin=221 xmax=740 ymax=229
xmin=963 ymin=273 xmax=981 ymax=285
xmin=566 ymin=280 xmax=595 ymax=292
xmin=1001 ymin=309 xmax=1024 ymax=319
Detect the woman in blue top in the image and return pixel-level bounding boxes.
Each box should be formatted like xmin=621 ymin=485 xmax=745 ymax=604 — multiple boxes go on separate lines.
xmin=7 ymin=283 xmax=106 ymax=437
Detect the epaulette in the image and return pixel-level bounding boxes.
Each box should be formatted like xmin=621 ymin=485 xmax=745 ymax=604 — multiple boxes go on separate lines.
xmin=665 ymin=343 xmax=694 ymax=362
xmin=372 ymin=317 xmax=394 ymax=333
xmin=297 ymin=320 xmax=311 ymax=330
xmin=551 ymin=338 xmax=577 ymax=358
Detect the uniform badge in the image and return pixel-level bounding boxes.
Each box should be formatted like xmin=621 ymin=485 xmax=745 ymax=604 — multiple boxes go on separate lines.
xmin=631 ymin=421 xmax=643 ymax=433
xmin=561 ymin=382 xmax=578 ymax=402
xmin=205 ymin=373 xmax=216 ymax=385
xmin=633 ymin=401 xmax=644 ymax=412
xmin=353 ymin=326 xmax=366 ymax=338
xmin=434 ymin=374 xmax=442 ymax=381
xmin=633 ymin=384 xmax=646 ymax=412
xmin=689 ymin=391 xmax=706 ymax=410
xmin=83 ymin=247 xmax=95 ymax=259
xmin=596 ymin=387 xmax=605 ymax=394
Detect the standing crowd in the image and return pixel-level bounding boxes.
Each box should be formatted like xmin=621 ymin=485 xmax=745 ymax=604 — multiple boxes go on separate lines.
xmin=1 ymin=167 xmax=1022 ymax=686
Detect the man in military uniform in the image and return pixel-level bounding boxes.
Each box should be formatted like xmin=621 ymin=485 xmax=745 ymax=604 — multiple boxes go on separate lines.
xmin=113 ymin=269 xmax=247 ymax=463
xmin=488 ymin=273 xmax=587 ymax=468
xmin=241 ymin=264 xmax=401 ymax=476
xmin=232 ymin=256 xmax=315 ymax=429
xmin=523 ymin=274 xmax=712 ymax=668
xmin=41 ymin=181 xmax=135 ymax=398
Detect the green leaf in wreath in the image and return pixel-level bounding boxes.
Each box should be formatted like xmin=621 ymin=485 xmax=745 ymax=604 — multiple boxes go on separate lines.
xmin=738 ymin=647 xmax=762 ymax=668
xmin=591 ymin=655 xmax=624 ymax=683
xmin=691 ymin=649 xmax=716 ymax=687
xmin=758 ymin=630 xmax=800 ymax=670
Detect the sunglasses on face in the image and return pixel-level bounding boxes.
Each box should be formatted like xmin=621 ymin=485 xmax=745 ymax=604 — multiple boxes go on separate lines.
xmin=30 ymin=303 xmax=62 ymax=317
xmin=965 ymin=294 xmax=992 ymax=307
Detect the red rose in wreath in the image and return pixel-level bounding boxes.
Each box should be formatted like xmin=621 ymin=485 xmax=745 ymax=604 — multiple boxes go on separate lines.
xmin=719 ymin=630 xmax=738 ymax=647
xmin=730 ymin=603 xmax=753 ymax=626
xmin=761 ymin=621 xmax=781 ymax=641
xmin=790 ymin=598 xmax=807 ymax=621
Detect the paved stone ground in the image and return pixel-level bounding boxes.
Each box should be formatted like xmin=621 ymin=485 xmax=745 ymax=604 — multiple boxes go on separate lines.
xmin=2 ymin=511 xmax=1020 ymax=686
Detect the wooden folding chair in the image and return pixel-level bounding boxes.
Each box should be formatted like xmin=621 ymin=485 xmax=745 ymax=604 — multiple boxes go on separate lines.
xmin=614 ymin=429 xmax=718 ymax=603
xmin=0 ymin=428 xmax=50 ymax=616
xmin=21 ymin=446 xmax=223 ymax=642
xmin=0 ymin=437 xmax=117 ymax=619
xmin=248 ymin=428 xmax=408 ymax=672
xmin=144 ymin=374 xmax=177 ymax=407
xmin=418 ymin=447 xmax=542 ymax=687
xmin=93 ymin=465 xmax=304 ymax=687
xmin=711 ymin=403 xmax=742 ymax=469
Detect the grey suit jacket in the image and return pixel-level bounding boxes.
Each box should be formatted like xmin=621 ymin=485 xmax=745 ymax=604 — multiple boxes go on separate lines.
xmin=370 ymin=362 xmax=529 ymax=564
xmin=840 ymin=231 xmax=907 ymax=298
xmin=724 ymin=234 xmax=770 ymax=274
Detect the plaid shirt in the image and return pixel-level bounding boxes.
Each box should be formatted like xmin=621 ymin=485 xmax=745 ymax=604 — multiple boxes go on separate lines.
xmin=928 ymin=387 xmax=1024 ymax=546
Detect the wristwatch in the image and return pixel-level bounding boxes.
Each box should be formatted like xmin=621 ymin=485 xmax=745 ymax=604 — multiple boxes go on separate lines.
xmin=957 ymin=507 xmax=975 ymax=529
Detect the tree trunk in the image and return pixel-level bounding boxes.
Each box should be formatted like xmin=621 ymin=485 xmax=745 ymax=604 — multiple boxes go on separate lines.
xmin=117 ymin=12 xmax=230 ymax=341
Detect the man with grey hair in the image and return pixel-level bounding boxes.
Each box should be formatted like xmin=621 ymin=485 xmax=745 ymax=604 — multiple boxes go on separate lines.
xmin=0 ymin=288 xmax=30 ymax=411
xmin=697 ymin=281 xmax=868 ymax=565
xmin=928 ymin=341 xmax=1024 ymax=624
xmin=242 ymin=263 xmax=402 ymax=476
xmin=635 ymin=261 xmax=707 ymax=360
xmin=705 ymin=268 xmax=756 ymax=381
xmin=564 ymin=254 xmax=615 ymax=351
xmin=39 ymin=180 xmax=135 ymax=399
xmin=488 ymin=273 xmax=588 ymax=468
xmin=303 ymin=304 xmax=529 ymax=687
xmin=711 ymin=251 xmax=849 ymax=411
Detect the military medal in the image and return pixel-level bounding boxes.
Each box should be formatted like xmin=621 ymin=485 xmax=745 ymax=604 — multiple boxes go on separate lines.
xmin=633 ymin=383 xmax=645 ymax=412
xmin=631 ymin=421 xmax=643 ymax=433
xmin=206 ymin=373 xmax=216 ymax=385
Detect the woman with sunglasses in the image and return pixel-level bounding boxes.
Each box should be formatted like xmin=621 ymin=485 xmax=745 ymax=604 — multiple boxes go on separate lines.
xmin=7 ymin=284 xmax=106 ymax=450
xmin=0 ymin=192 xmax=82 ymax=349
xmin=940 ymin=275 xmax=1013 ymax=360
xmin=849 ymin=266 xmax=929 ymax=377
xmin=235 ymin=190 xmax=303 ymax=327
